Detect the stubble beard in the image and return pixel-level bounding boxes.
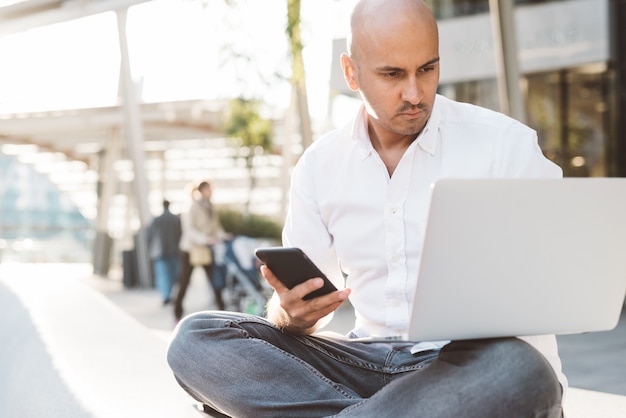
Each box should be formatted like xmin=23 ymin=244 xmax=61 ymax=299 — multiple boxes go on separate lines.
xmin=390 ymin=104 xmax=431 ymax=137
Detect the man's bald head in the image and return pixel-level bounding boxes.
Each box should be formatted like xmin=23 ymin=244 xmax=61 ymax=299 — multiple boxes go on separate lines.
xmin=340 ymin=0 xmax=440 ymax=141
xmin=347 ymin=0 xmax=438 ymax=60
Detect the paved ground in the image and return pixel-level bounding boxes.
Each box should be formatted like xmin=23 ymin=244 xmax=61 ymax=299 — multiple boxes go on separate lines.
xmin=557 ymin=308 xmax=626 ymax=396
xmin=5 ymin=263 xmax=625 ymax=396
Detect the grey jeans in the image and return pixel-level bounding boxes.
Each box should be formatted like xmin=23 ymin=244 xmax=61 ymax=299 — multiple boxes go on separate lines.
xmin=167 ymin=311 xmax=563 ymax=418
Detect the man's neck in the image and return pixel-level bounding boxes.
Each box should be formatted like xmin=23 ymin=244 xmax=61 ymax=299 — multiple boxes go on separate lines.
xmin=368 ymin=125 xmax=418 ymax=176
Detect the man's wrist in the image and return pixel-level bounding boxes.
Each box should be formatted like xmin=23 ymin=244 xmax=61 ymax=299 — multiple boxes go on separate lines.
xmin=265 ymin=296 xmax=317 ymax=335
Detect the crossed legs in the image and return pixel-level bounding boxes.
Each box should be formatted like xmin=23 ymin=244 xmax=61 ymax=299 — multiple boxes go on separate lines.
xmin=167 ymin=311 xmax=562 ymax=418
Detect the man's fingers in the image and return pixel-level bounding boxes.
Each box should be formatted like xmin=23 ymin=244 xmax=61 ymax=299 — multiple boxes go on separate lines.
xmin=260 ymin=265 xmax=326 ymax=300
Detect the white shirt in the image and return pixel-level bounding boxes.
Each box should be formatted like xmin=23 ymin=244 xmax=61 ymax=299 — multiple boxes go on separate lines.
xmin=282 ymin=94 xmax=567 ymax=389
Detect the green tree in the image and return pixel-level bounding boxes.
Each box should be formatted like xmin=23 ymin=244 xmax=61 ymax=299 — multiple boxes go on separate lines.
xmin=223 ymin=97 xmax=273 ymax=216
xmin=286 ymin=0 xmax=313 ymax=150
xmin=216 ymin=0 xmax=313 ymax=152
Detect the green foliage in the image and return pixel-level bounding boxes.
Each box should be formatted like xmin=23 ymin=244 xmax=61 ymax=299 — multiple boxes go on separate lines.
xmin=223 ymin=97 xmax=272 ymax=153
xmin=218 ymin=208 xmax=282 ymax=240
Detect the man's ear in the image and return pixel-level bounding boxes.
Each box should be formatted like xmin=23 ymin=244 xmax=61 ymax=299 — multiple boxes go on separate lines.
xmin=340 ymin=53 xmax=359 ymax=91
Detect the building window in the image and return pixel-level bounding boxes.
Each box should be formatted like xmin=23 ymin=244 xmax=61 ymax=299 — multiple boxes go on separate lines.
xmin=438 ymin=78 xmax=500 ymax=112
xmin=428 ymin=0 xmax=553 ymax=19
xmin=526 ymin=64 xmax=612 ymax=177
xmin=439 ymin=63 xmax=612 ymax=177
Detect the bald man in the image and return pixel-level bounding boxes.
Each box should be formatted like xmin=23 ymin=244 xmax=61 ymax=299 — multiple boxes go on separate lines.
xmin=168 ymin=1 xmax=564 ymax=416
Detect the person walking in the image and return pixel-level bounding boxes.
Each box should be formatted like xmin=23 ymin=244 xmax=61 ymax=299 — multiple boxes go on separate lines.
xmin=146 ymin=199 xmax=181 ymax=305
xmin=174 ymin=180 xmax=226 ymax=321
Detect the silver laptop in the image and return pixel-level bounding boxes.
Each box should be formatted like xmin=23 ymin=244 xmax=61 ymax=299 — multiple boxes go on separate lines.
xmin=404 ymin=178 xmax=626 ymax=342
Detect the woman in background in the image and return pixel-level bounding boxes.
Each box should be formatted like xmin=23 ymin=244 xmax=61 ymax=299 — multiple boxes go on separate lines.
xmin=174 ymin=180 xmax=225 ymax=321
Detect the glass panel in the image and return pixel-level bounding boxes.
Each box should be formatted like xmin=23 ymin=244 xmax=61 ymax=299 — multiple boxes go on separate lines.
xmin=428 ymin=0 xmax=489 ymax=18
xmin=514 ymin=0 xmax=552 ymax=5
xmin=565 ymin=68 xmax=609 ymax=177
xmin=438 ymin=78 xmax=500 ymax=111
xmin=429 ymin=0 xmax=553 ymax=19
xmin=526 ymin=65 xmax=610 ymax=177
xmin=526 ymin=72 xmax=563 ymax=168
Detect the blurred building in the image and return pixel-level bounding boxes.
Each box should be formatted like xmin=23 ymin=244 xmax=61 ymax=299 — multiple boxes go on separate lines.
xmin=331 ymin=0 xmax=623 ymax=178
xmin=0 ymin=152 xmax=92 ymax=262
xmin=1 ymin=0 xmax=623 ymax=272
xmin=435 ymin=0 xmax=622 ymax=178
xmin=0 ymin=0 xmax=290 ymax=276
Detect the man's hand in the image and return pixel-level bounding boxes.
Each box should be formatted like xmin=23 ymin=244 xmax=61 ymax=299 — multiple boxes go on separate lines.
xmin=261 ymin=265 xmax=350 ymax=335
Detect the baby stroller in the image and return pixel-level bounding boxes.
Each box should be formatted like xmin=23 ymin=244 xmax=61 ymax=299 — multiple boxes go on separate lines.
xmin=213 ymin=236 xmax=274 ymax=316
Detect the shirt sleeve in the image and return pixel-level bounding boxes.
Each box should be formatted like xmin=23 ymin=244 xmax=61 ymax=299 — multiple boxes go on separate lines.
xmin=282 ymin=149 xmax=345 ymax=291
xmin=495 ymin=121 xmax=563 ymax=179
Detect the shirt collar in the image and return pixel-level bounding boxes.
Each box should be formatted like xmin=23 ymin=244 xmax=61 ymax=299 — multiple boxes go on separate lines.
xmin=348 ymin=106 xmax=374 ymax=160
xmin=417 ymin=94 xmax=441 ymax=156
xmin=350 ymin=94 xmax=442 ymax=156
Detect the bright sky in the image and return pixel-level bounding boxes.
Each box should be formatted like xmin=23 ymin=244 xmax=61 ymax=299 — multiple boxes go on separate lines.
xmin=0 ymin=0 xmax=359 ymax=122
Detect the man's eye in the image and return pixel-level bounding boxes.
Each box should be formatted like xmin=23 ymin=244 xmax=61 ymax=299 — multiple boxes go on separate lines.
xmin=383 ymin=71 xmax=399 ymax=78
xmin=420 ymin=66 xmax=436 ymax=73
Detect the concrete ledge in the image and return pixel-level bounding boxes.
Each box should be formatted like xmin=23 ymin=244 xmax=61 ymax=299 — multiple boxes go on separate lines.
xmin=2 ymin=268 xmax=625 ymax=418
xmin=564 ymin=387 xmax=626 ymax=418
xmin=0 ymin=273 xmax=201 ymax=418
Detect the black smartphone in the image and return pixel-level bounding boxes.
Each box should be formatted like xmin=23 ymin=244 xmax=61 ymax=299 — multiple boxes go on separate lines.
xmin=254 ymin=247 xmax=338 ymax=300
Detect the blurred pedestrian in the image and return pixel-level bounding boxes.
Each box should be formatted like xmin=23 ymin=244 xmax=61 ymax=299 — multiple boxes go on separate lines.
xmin=174 ymin=180 xmax=226 ymax=321
xmin=147 ymin=199 xmax=182 ymax=305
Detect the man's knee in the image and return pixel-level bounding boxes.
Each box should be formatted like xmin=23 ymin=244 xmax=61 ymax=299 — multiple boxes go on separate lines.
xmin=436 ymin=338 xmax=562 ymax=417
xmin=498 ymin=338 xmax=563 ymax=417
xmin=443 ymin=337 xmax=549 ymax=368
xmin=167 ymin=311 xmax=227 ymax=375
xmin=167 ymin=311 xmax=263 ymax=368
xmin=483 ymin=338 xmax=559 ymax=384
xmin=443 ymin=339 xmax=561 ymax=398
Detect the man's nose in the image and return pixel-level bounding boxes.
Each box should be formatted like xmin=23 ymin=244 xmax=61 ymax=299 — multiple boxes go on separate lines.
xmin=401 ymin=77 xmax=423 ymax=105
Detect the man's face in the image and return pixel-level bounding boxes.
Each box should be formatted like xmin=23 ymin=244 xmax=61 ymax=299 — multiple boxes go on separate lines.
xmin=342 ymin=16 xmax=440 ymax=139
